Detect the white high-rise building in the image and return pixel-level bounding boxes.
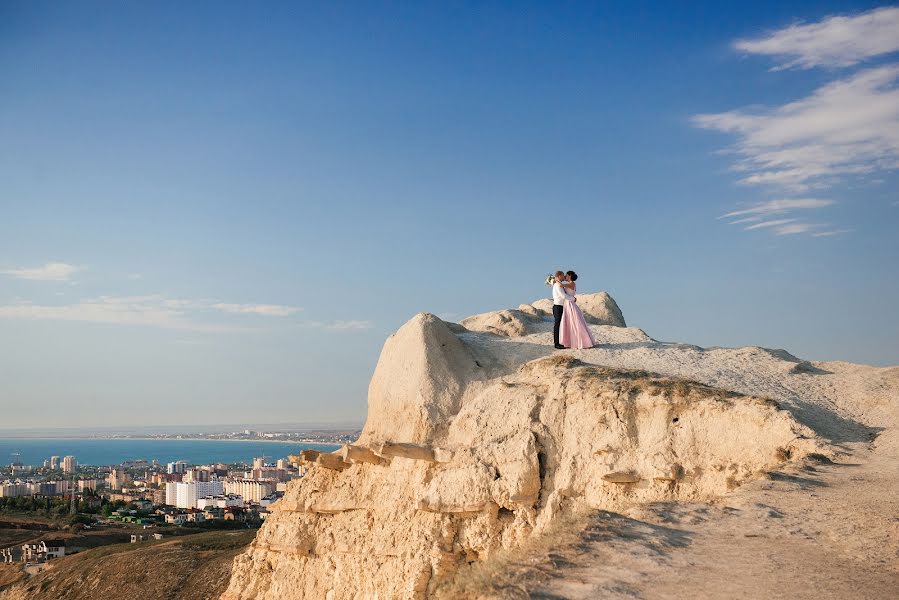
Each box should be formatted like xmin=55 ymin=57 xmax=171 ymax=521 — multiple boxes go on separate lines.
xmin=165 ymin=482 xmax=178 ymax=506
xmin=197 ymin=495 xmax=244 ymax=510
xmin=78 ymin=479 xmax=99 ymax=492
xmin=107 ymin=469 xmax=130 ymax=490
xmin=0 ymin=482 xmax=29 ymax=497
xmin=62 ymin=456 xmax=77 ymax=474
xmin=252 ymin=457 xmax=265 ymax=470
xmin=170 ymin=480 xmax=224 ymax=509
xmin=184 ymin=468 xmax=210 ymax=483
xmin=167 ymin=461 xmax=188 ymax=475
xmin=276 ymin=459 xmax=288 ymax=470
xmin=49 ymin=456 xmax=60 ymax=470
xmin=223 ymin=479 xmax=275 ymax=504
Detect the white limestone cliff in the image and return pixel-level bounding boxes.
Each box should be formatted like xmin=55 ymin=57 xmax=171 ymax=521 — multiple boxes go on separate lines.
xmin=222 ymin=292 xmax=864 ymax=600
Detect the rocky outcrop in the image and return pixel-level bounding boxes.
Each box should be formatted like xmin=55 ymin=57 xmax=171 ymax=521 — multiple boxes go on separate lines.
xmin=360 ymin=312 xmax=481 ymax=444
xmin=460 ymin=309 xmax=544 ymax=337
xmin=530 ymin=291 xmax=626 ymax=326
xmin=223 ymin=293 xmax=824 ymax=600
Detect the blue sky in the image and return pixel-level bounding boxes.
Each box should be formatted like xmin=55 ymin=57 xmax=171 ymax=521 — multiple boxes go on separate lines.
xmin=1 ymin=1 xmax=897 ymax=429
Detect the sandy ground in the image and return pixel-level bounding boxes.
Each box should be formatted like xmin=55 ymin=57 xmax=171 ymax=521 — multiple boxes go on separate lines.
xmin=512 ymin=446 xmax=899 ymax=600
xmin=458 ymin=320 xmax=899 ymax=599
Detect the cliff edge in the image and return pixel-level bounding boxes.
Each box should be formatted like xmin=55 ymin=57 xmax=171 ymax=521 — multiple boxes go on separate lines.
xmin=222 ymin=292 xmax=898 ymax=599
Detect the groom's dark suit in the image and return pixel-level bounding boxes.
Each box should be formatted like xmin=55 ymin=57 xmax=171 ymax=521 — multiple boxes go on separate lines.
xmin=551 ymin=281 xmax=568 ymax=347
xmin=553 ymin=304 xmax=564 ymax=347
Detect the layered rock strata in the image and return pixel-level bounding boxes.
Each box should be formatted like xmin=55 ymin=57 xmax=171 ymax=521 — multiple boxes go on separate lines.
xmin=223 ymin=293 xmax=825 ymax=600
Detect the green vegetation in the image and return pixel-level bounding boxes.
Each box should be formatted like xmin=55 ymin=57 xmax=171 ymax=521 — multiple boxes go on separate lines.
xmin=0 ymin=495 xmax=87 ymax=519
xmin=182 ymin=519 xmax=252 ymax=531
xmin=182 ymin=529 xmax=257 ymax=552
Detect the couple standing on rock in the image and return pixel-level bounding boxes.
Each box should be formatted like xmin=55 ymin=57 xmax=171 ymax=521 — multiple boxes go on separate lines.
xmin=551 ymin=270 xmax=596 ymax=350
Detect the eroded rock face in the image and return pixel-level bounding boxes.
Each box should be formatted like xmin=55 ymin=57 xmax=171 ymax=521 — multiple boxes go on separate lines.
xmin=360 ymin=312 xmax=481 ymax=444
xmin=223 ymin=300 xmax=821 ymax=600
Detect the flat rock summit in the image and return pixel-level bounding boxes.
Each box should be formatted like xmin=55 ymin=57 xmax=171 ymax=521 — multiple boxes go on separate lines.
xmin=223 ymin=293 xmax=899 ymax=600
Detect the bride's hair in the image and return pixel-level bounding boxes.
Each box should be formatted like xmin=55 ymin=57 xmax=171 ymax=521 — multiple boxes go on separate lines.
xmin=566 ymin=270 xmax=578 ymax=281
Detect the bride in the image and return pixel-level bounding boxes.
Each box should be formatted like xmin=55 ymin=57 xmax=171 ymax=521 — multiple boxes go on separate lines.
xmin=559 ymin=271 xmax=596 ymax=350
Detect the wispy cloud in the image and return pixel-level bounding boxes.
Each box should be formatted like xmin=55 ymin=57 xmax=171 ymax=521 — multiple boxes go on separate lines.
xmin=812 ymin=228 xmax=854 ymax=237
xmin=694 ymin=65 xmax=899 ymax=192
xmin=0 ymin=296 xmax=220 ymax=331
xmin=298 ymin=319 xmax=374 ymax=331
xmin=2 ymin=262 xmax=85 ymax=281
xmin=742 ymin=219 xmax=822 ymax=235
xmin=697 ymin=7 xmax=899 ymax=239
xmin=721 ymin=198 xmax=834 ymax=218
xmin=326 ymin=320 xmax=373 ymax=330
xmin=0 ymin=295 xmax=302 ymax=331
xmin=774 ymin=222 xmax=818 ymax=235
xmin=735 ymin=7 xmax=899 ymax=70
xmin=744 ymin=218 xmax=797 ymax=230
xmin=212 ymin=303 xmax=301 ymax=317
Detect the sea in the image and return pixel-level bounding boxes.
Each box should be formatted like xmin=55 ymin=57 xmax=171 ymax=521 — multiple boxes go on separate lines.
xmin=0 ymin=438 xmax=341 ymax=467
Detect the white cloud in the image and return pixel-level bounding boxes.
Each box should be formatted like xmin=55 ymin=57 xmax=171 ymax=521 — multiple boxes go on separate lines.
xmin=744 ymin=218 xmax=797 ymax=230
xmin=728 ymin=216 xmax=763 ymax=224
xmin=0 ymin=295 xmax=301 ymax=331
xmin=212 ymin=303 xmax=301 ymax=317
xmin=326 ymin=320 xmax=373 ymax=330
xmin=812 ymin=228 xmax=854 ymax=237
xmin=721 ymin=198 xmax=834 ymax=219
xmin=774 ymin=222 xmax=818 ymax=235
xmin=0 ymin=296 xmax=209 ymax=331
xmin=697 ymin=10 xmax=899 ymax=239
xmin=740 ymin=220 xmax=823 ymax=236
xmin=694 ymin=65 xmax=899 ymax=192
xmin=2 ymin=262 xmax=84 ymax=281
xmin=299 ymin=319 xmax=374 ymax=331
xmin=735 ymin=7 xmax=899 ymax=70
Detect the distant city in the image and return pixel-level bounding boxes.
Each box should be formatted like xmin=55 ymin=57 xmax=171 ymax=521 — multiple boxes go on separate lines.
xmin=0 ymin=430 xmax=358 ymax=565
xmin=99 ymin=428 xmax=359 ymax=444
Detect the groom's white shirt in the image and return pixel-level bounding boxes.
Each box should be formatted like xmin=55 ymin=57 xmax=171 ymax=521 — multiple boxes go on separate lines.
xmin=552 ymin=282 xmax=574 ymax=306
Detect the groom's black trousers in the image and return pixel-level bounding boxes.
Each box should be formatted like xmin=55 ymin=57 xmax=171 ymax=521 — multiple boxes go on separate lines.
xmin=553 ymin=304 xmax=564 ymax=346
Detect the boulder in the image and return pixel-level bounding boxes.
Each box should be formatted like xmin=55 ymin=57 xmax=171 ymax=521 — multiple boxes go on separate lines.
xmin=529 ymin=291 xmax=625 ymax=327
xmin=359 ymin=313 xmax=480 ymax=445
xmin=575 ymin=292 xmax=626 ymax=326
xmin=531 ymin=298 xmax=554 ymax=315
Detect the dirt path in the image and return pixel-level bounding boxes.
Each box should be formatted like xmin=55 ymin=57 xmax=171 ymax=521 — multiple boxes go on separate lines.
xmin=517 ymin=440 xmax=899 ymax=600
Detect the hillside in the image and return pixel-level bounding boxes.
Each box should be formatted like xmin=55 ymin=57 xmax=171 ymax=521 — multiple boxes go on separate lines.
xmin=0 ymin=530 xmax=255 ymax=600
xmin=222 ymin=293 xmax=899 ymax=599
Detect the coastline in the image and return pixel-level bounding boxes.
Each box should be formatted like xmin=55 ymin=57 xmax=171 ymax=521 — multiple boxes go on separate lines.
xmin=0 ymin=436 xmax=344 ymax=447
xmin=0 ymin=438 xmax=344 ymax=467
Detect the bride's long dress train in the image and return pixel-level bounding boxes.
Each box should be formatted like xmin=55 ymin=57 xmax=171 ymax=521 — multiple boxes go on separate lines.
xmin=559 ymin=298 xmax=596 ymax=349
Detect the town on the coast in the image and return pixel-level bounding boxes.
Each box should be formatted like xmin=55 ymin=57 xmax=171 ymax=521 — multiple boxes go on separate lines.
xmin=0 ymin=443 xmax=320 ymax=565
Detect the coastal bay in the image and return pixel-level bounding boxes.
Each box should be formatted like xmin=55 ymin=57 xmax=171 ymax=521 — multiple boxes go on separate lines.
xmin=0 ymin=438 xmax=340 ymax=467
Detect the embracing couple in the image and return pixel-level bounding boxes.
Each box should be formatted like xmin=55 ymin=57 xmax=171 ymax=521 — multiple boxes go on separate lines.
xmin=551 ymin=270 xmax=596 ymax=350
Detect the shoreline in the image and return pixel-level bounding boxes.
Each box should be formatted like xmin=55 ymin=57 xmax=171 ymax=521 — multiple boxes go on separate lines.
xmin=0 ymin=437 xmax=345 ymax=446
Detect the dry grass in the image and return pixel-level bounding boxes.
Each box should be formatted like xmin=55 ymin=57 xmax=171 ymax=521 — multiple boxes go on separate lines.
xmin=0 ymin=529 xmax=256 ymax=600
xmin=526 ymin=355 xmax=744 ymax=405
xmin=0 ymin=565 xmax=26 ymax=591
xmin=433 ymin=511 xmax=590 ymax=600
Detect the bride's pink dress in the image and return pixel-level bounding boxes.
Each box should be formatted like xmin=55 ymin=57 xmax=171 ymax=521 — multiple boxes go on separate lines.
xmin=559 ymin=289 xmax=596 ymax=349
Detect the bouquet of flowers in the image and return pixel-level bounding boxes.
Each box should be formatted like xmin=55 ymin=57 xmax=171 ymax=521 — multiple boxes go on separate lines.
xmin=545 ymin=274 xmax=556 ymax=286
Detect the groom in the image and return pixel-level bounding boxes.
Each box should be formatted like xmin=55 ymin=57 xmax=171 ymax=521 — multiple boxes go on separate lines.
xmin=551 ymin=271 xmax=573 ymax=349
